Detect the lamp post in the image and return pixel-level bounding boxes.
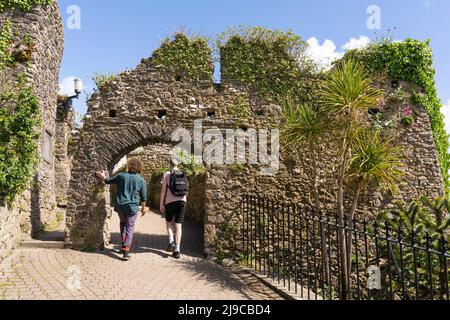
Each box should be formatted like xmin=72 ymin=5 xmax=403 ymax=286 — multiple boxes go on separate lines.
xmin=59 ymin=78 xmax=83 ymax=112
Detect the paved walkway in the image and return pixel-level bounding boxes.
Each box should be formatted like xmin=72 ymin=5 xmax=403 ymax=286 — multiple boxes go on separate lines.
xmin=0 ymin=211 xmax=272 ymax=300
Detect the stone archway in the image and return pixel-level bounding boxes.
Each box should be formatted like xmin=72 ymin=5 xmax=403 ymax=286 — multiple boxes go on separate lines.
xmin=66 ymin=122 xmax=173 ymax=246
xmin=65 ymin=57 xmax=281 ymax=253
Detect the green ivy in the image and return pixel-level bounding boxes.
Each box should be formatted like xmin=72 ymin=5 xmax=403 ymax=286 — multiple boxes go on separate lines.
xmin=152 ymin=32 xmax=213 ymax=81
xmin=0 ymin=20 xmax=14 ymax=67
xmin=0 ymin=76 xmax=41 ymax=205
xmin=0 ymin=0 xmax=51 ymax=13
xmin=346 ymin=39 xmax=450 ymax=192
xmin=0 ymin=16 xmax=41 ymax=205
xmin=218 ymin=26 xmax=318 ymax=103
xmin=229 ymin=94 xmax=250 ymax=128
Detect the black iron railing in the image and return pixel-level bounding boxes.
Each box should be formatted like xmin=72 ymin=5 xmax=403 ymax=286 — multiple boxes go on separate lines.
xmin=240 ymin=194 xmax=450 ymax=300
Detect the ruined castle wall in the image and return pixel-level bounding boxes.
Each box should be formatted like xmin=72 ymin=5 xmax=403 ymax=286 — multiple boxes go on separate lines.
xmin=0 ymin=1 xmax=64 ymax=261
xmin=67 ymin=55 xmax=445 ymax=257
xmin=55 ymin=108 xmax=75 ymax=209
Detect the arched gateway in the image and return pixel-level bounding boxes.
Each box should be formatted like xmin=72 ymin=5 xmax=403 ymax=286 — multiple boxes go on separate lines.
xmin=65 ymin=56 xmax=282 ymax=254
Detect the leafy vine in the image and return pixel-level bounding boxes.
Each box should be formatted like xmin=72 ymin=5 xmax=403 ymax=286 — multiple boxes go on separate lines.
xmin=0 ymin=0 xmax=52 ymax=13
xmin=346 ymin=38 xmax=450 ymax=192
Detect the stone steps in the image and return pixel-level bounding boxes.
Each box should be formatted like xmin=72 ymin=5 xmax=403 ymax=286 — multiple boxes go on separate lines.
xmin=21 ymin=240 xmax=65 ymax=249
xmin=20 ymin=230 xmax=66 ymax=249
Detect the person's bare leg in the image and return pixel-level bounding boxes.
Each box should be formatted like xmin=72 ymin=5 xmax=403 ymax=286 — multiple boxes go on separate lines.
xmin=166 ymin=221 xmax=175 ymax=244
xmin=175 ymin=223 xmax=182 ymax=252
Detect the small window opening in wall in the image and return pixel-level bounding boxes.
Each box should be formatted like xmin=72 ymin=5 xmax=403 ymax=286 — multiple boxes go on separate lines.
xmin=109 ymin=110 xmax=117 ymax=118
xmin=158 ymin=110 xmax=167 ymax=119
xmin=207 ymin=110 xmax=216 ymax=118
xmin=391 ymin=80 xmax=399 ymax=89
xmin=175 ymin=75 xmax=182 ymax=82
xmin=368 ymin=108 xmax=380 ymax=116
xmin=214 ymin=83 xmax=222 ymax=92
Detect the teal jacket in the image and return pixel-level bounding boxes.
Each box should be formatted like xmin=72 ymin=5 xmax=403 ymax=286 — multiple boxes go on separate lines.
xmin=106 ymin=172 xmax=147 ymax=215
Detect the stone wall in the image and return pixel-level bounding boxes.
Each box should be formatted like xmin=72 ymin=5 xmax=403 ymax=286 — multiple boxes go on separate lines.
xmin=0 ymin=1 xmax=64 ymax=261
xmin=55 ymin=107 xmax=76 ymax=209
xmin=66 ymin=48 xmax=445 ymax=257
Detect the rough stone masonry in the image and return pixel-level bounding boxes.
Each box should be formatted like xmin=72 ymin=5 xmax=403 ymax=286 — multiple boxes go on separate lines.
xmin=0 ymin=1 xmax=65 ymax=262
xmin=66 ymin=50 xmax=445 ymax=257
xmin=0 ymin=2 xmax=444 ymax=262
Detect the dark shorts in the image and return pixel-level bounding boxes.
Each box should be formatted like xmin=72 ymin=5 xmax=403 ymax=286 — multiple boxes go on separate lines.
xmin=165 ymin=201 xmax=186 ymax=224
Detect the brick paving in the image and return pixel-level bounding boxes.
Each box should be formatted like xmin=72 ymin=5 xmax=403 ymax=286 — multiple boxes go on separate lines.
xmin=0 ymin=211 xmax=277 ymax=300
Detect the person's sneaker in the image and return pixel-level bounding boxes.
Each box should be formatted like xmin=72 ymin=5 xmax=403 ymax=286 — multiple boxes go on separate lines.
xmin=123 ymin=252 xmax=131 ymax=261
xmin=172 ymin=251 xmax=181 ymax=259
xmin=166 ymin=242 xmax=176 ymax=253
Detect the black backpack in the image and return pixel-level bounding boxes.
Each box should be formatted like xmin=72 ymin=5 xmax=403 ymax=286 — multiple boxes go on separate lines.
xmin=169 ymin=170 xmax=189 ymax=196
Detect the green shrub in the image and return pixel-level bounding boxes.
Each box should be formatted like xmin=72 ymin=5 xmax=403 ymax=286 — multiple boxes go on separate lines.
xmin=345 ymin=39 xmax=450 ymax=192
xmin=218 ymin=26 xmax=318 ymax=103
xmin=152 ymin=32 xmax=213 ymax=81
xmin=92 ymin=72 xmax=117 ymax=89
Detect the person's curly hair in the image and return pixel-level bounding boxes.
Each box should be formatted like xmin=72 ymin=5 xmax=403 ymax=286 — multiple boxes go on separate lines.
xmin=127 ymin=158 xmax=144 ymax=174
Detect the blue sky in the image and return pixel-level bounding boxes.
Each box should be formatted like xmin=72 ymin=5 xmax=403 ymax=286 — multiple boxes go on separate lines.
xmin=58 ymin=0 xmax=450 ymax=128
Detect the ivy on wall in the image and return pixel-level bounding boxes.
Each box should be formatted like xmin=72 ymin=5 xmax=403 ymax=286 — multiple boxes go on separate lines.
xmin=117 ymin=28 xmax=449 ymax=193
xmin=0 ymin=3 xmax=43 ymax=205
xmin=218 ymin=26 xmax=318 ymax=103
xmin=346 ymin=39 xmax=450 ymax=192
xmin=0 ymin=75 xmax=40 ymax=205
xmin=0 ymin=20 xmax=14 ymax=67
xmin=152 ymin=32 xmax=213 ymax=81
xmin=0 ymin=0 xmax=51 ymax=13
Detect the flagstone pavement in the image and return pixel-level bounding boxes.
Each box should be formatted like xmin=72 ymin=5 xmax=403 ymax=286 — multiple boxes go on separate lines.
xmin=0 ymin=210 xmax=284 ymax=300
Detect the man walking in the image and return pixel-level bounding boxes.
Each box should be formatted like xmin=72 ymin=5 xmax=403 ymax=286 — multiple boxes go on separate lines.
xmin=96 ymin=158 xmax=147 ymax=261
xmin=160 ymin=159 xmax=188 ymax=259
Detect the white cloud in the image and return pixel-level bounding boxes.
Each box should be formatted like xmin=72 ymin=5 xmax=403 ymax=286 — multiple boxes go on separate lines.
xmin=59 ymin=76 xmax=81 ymax=96
xmin=442 ymin=100 xmax=450 ymax=135
xmin=306 ymin=37 xmax=343 ymax=70
xmin=306 ymin=35 xmax=371 ymax=71
xmin=342 ymin=36 xmax=371 ymax=51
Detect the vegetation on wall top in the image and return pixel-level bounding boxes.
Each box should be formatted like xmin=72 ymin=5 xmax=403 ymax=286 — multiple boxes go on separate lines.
xmin=92 ymin=72 xmax=118 ymax=90
xmin=0 ymin=0 xmax=52 ymax=13
xmin=218 ymin=26 xmax=318 ymax=103
xmin=345 ymin=38 xmax=450 ymax=192
xmin=152 ymin=32 xmax=213 ymax=81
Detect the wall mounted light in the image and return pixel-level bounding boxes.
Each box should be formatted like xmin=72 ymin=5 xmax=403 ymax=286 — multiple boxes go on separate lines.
xmin=59 ymin=78 xmax=83 ymax=112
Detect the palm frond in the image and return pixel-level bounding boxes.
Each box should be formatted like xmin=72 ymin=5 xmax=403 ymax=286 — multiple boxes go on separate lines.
xmin=347 ymin=128 xmax=406 ymax=193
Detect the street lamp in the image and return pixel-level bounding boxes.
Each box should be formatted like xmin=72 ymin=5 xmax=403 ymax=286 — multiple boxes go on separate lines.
xmin=59 ymin=78 xmax=83 ymax=112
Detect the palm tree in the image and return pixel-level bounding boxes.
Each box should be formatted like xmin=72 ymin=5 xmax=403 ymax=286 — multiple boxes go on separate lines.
xmin=348 ymin=129 xmax=405 ymax=221
xmin=280 ymin=97 xmax=331 ymax=282
xmin=320 ymin=58 xmax=383 ymax=298
xmin=346 ymin=128 xmax=405 ymax=272
xmin=281 ymin=98 xmax=329 ymax=212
